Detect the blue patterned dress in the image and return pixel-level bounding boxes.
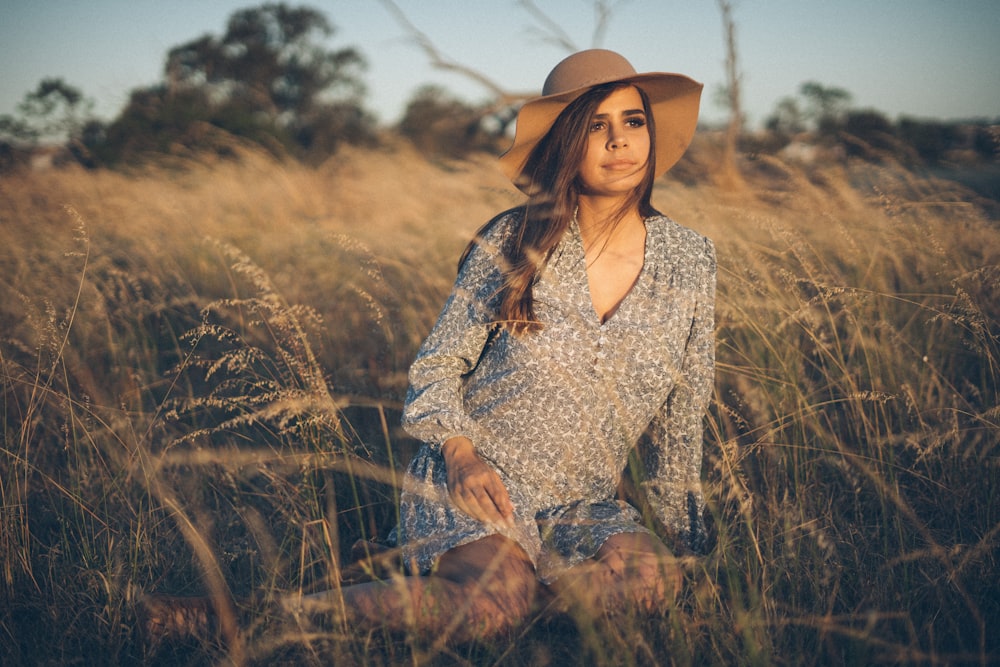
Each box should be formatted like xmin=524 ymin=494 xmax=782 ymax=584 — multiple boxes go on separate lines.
xmin=399 ymin=208 xmax=715 ymax=583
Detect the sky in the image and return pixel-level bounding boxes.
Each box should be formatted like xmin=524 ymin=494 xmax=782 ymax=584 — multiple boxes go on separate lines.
xmin=1 ymin=0 xmax=999 ymax=131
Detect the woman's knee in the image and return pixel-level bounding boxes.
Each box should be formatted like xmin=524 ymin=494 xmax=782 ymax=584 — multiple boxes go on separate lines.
xmin=490 ymin=549 xmax=538 ymax=618
xmin=437 ymin=535 xmax=538 ymax=620
xmin=597 ymin=532 xmax=681 ymax=610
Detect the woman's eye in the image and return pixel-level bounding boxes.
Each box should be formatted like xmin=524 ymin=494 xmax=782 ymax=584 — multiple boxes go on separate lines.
xmin=589 ymin=121 xmax=606 ymax=132
xmin=626 ymin=117 xmax=646 ymax=128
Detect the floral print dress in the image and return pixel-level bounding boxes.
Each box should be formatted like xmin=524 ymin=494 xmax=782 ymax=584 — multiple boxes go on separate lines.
xmin=398 ymin=208 xmax=715 ymax=583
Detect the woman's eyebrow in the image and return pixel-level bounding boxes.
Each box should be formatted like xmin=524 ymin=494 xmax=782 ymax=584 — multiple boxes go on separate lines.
xmin=593 ymin=108 xmax=646 ymax=119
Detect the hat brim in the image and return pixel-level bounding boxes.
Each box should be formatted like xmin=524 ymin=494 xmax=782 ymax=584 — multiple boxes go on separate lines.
xmin=499 ymin=72 xmax=703 ymax=189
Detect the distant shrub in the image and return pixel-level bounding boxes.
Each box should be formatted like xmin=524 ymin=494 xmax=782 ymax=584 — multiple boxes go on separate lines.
xmin=397 ymin=85 xmax=498 ymax=159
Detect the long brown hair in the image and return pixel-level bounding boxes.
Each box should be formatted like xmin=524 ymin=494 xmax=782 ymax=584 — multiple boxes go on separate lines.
xmin=462 ymin=82 xmax=658 ymax=334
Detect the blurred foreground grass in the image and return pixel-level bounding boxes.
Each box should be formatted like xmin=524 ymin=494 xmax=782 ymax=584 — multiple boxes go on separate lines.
xmin=1 ymin=141 xmax=997 ymax=665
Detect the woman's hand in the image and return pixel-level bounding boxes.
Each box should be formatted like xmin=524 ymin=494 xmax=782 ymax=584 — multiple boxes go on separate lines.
xmin=441 ymin=437 xmax=515 ymax=526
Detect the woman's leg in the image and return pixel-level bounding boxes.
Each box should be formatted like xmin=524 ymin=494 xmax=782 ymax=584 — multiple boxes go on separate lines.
xmin=292 ymin=533 xmax=538 ymax=642
xmin=545 ymin=531 xmax=682 ymax=615
xmin=141 ymin=534 xmax=537 ymax=645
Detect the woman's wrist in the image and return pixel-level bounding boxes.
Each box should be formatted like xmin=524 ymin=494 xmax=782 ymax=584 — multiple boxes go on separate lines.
xmin=441 ymin=436 xmax=476 ymax=463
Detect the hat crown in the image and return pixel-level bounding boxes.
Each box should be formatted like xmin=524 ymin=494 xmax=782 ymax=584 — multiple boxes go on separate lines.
xmin=542 ymin=49 xmax=639 ymax=96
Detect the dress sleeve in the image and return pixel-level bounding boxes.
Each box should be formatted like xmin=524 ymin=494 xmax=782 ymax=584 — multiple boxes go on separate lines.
xmin=400 ymin=219 xmax=508 ymax=452
xmin=640 ymin=237 xmax=716 ymax=555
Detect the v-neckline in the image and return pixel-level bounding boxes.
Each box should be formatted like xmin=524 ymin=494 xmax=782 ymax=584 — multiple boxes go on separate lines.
xmin=571 ymin=216 xmax=650 ymax=327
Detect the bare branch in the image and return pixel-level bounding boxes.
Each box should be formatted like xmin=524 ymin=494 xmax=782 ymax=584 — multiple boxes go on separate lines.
xmin=590 ymin=0 xmax=621 ymax=48
xmin=379 ymin=0 xmax=534 ymax=105
xmin=517 ymin=0 xmax=579 ymax=52
xmin=380 ymin=0 xmax=621 ymax=136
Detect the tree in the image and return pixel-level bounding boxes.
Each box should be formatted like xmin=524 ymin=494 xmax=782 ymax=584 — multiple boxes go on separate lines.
xmin=0 ymin=78 xmax=93 ymax=145
xmin=398 ymin=85 xmax=498 ymax=158
xmin=100 ymin=3 xmax=373 ymax=164
xmin=0 ymin=78 xmax=98 ymax=171
xmin=166 ymin=4 xmax=366 ymax=121
xmin=0 ymin=115 xmax=36 ymax=145
xmin=799 ymin=81 xmax=852 ymax=135
xmin=765 ymin=96 xmax=806 ymax=137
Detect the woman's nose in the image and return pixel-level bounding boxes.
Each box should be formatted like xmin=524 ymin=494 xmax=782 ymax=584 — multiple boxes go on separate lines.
xmin=608 ymin=128 xmax=627 ymax=149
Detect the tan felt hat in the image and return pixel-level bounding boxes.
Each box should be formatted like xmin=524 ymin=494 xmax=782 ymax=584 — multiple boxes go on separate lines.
xmin=499 ymin=49 xmax=703 ymax=187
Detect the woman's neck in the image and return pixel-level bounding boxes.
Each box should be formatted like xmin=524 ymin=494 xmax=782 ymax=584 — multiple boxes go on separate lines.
xmin=575 ymin=195 xmax=643 ymax=248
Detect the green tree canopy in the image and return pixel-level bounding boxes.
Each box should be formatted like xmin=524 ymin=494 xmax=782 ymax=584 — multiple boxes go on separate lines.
xmin=799 ymin=81 xmax=852 ymax=134
xmin=165 ymin=4 xmax=365 ymax=120
xmin=1 ymin=78 xmax=93 ymax=145
xmin=765 ymin=96 xmax=806 ymax=137
xmin=98 ymin=3 xmax=374 ymax=164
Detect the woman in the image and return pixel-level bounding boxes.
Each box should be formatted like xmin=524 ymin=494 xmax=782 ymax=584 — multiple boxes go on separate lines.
xmin=143 ymin=49 xmax=714 ymax=646
xmin=296 ymin=48 xmax=714 ymax=641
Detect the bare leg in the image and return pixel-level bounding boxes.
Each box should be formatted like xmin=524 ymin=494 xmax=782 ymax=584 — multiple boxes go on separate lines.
xmin=545 ymin=531 xmax=682 ymax=615
xmin=291 ymin=534 xmax=537 ymax=643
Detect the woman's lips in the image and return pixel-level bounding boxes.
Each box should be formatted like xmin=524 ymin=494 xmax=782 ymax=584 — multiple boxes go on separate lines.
xmin=602 ymin=159 xmax=637 ymax=170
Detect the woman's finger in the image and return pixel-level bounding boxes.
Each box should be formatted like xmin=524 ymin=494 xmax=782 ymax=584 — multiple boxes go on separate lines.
xmin=482 ymin=479 xmax=514 ymax=523
xmin=468 ymin=485 xmax=505 ymax=524
xmin=457 ymin=475 xmax=509 ymax=524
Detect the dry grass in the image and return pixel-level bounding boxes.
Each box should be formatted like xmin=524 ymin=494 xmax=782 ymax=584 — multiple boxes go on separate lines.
xmin=1 ymin=138 xmax=997 ymax=665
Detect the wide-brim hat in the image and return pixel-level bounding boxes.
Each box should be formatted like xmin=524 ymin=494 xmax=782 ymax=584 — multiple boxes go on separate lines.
xmin=499 ymin=49 xmax=703 ymax=189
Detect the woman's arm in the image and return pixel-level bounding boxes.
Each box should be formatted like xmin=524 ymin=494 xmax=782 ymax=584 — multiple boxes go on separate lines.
xmin=401 ymin=226 xmax=504 ymax=451
xmin=402 ymin=214 xmax=516 ymax=524
xmin=641 ymin=237 xmax=716 ymax=554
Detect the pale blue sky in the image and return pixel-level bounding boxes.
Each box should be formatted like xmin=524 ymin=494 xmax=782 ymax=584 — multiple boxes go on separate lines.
xmin=2 ymin=0 xmax=998 ymax=129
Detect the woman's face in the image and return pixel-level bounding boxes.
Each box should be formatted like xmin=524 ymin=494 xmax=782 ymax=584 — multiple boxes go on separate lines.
xmin=576 ymin=85 xmax=651 ymax=199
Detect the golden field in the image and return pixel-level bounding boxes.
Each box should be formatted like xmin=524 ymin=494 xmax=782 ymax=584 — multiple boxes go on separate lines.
xmin=1 ymin=138 xmax=997 ymax=665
